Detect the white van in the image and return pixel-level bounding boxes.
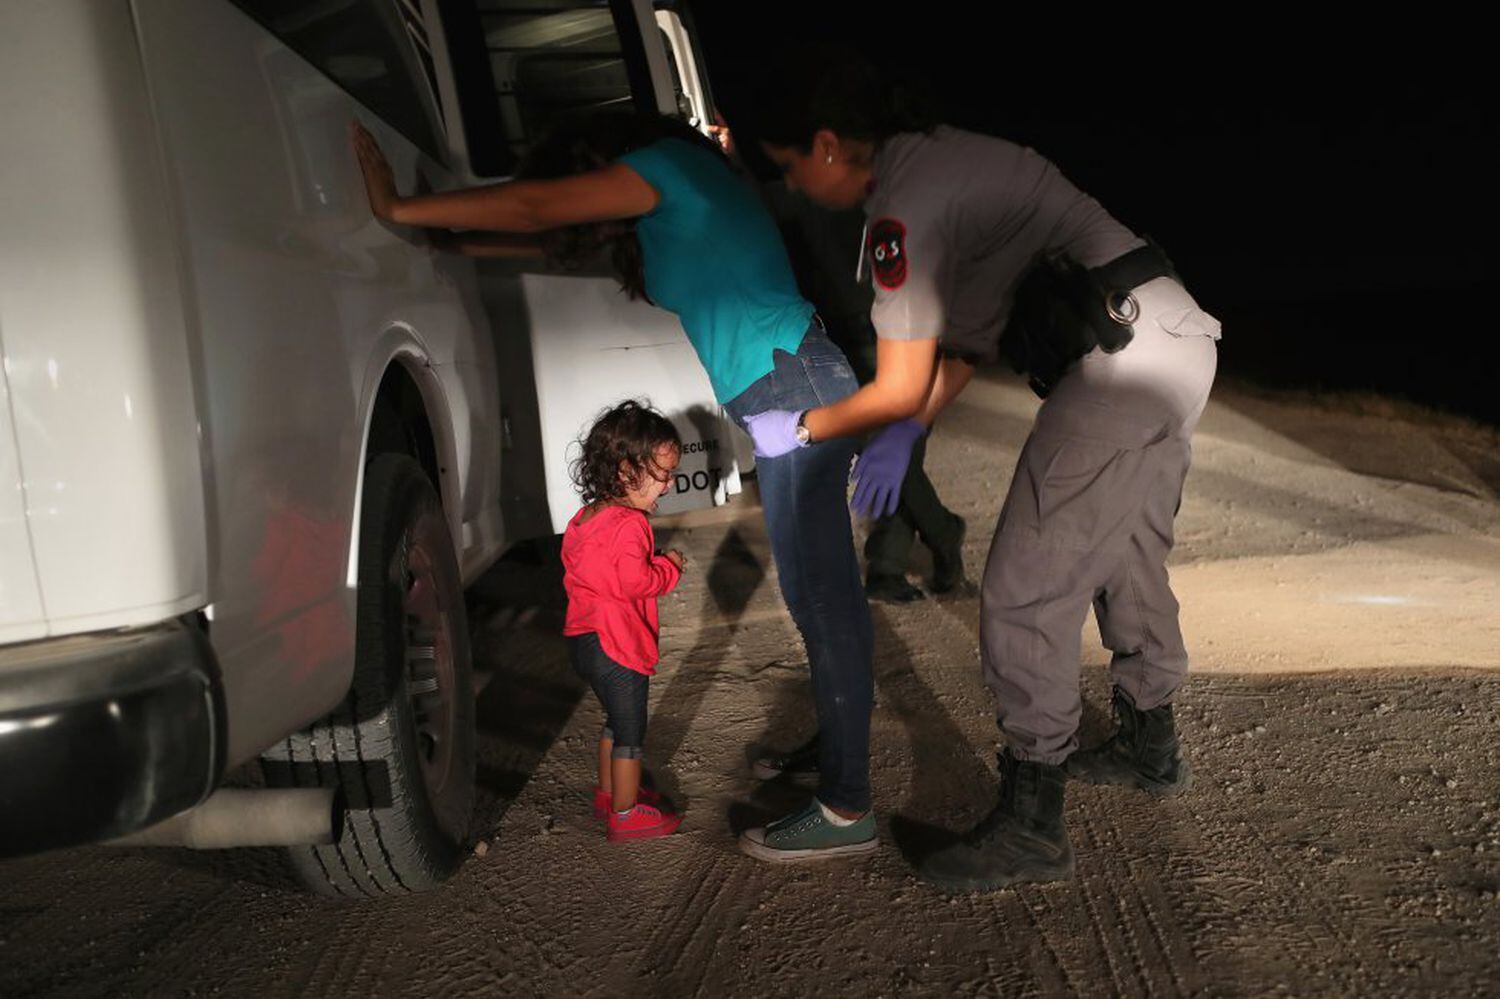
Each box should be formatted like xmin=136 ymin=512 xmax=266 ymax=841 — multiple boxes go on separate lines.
xmin=0 ymin=0 xmax=741 ymax=895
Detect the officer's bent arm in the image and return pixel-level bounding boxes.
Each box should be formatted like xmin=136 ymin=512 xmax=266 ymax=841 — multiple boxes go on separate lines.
xmin=801 ymin=337 xmax=937 ymax=441
xmin=916 ymin=355 xmax=976 ymax=428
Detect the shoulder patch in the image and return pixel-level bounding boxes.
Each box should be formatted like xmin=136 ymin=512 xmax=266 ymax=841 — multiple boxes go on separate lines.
xmin=868 ymin=218 xmax=908 ymax=290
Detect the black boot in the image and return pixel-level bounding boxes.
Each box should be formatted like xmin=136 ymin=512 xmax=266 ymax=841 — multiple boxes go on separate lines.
xmin=916 ymin=751 xmax=1074 ymax=892
xmin=928 ymin=514 xmax=967 ymax=595
xmin=750 ymin=732 xmax=820 ymax=783
xmin=1065 ymin=688 xmax=1193 ymax=796
xmin=866 ymin=572 xmax=926 ymax=604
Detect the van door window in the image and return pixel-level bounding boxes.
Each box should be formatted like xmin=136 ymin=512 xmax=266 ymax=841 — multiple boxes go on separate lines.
xmin=442 ymin=0 xmax=644 ymax=177
xmin=229 ymin=0 xmax=448 ymax=163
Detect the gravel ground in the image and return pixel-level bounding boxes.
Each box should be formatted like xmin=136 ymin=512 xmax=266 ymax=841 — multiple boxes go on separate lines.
xmin=3 ymin=371 xmax=1498 ymax=998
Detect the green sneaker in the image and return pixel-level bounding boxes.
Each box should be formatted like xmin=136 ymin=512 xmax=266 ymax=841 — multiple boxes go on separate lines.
xmin=738 ymin=800 xmax=878 ymax=863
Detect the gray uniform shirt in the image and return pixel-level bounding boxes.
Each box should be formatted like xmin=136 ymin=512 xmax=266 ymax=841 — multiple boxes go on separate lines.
xmin=864 ymin=126 xmax=1144 ymax=362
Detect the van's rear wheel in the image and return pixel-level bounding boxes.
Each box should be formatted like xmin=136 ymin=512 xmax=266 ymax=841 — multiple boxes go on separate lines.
xmin=267 ymin=453 xmax=475 ymax=897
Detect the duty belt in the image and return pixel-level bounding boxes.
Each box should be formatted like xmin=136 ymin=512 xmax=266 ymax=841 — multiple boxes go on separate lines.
xmin=1089 ymin=242 xmax=1180 ymax=329
xmin=999 ymin=239 xmax=1182 ymax=398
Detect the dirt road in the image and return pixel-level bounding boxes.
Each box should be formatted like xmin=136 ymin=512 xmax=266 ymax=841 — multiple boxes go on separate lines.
xmin=4 ymin=372 xmax=1498 ymax=997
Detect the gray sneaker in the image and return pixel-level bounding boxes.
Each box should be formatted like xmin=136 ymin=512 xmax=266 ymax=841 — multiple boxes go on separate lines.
xmin=739 ymin=800 xmax=878 ymax=863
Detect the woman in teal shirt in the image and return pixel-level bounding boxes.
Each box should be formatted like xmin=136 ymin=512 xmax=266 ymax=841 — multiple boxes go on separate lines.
xmin=352 ymin=114 xmax=877 ymax=861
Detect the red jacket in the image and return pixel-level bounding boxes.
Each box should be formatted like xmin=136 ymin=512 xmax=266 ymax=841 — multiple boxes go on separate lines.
xmin=562 ymin=505 xmax=681 ymax=675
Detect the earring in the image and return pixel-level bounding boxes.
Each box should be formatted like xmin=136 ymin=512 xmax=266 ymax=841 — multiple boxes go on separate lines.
xmin=825 ymin=153 xmax=833 ymax=164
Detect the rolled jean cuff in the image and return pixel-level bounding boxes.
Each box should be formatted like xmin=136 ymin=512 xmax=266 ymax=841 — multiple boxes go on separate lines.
xmin=601 ymin=724 xmax=644 ymax=758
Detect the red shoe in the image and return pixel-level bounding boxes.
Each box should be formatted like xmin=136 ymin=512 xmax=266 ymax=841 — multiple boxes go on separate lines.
xmin=607 ymin=803 xmax=682 ymax=842
xmin=592 ymin=784 xmax=666 ymax=819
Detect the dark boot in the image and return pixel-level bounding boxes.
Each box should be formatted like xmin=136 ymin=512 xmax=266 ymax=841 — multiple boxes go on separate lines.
xmin=865 ymin=572 xmax=926 ymax=604
xmin=916 ymin=751 xmax=1074 ymax=892
xmin=750 ymin=732 xmax=820 ymax=783
xmin=1065 ymin=688 xmax=1193 ymax=796
xmin=928 ymin=514 xmax=967 ymax=595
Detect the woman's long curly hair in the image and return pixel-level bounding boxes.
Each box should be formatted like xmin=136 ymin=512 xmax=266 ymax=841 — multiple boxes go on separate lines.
xmin=570 ymin=400 xmax=682 ymax=507
xmin=517 ymin=112 xmax=726 ymax=300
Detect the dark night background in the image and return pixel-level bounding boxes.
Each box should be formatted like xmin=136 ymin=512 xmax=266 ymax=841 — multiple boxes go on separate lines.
xmin=689 ymin=5 xmax=1494 ymax=426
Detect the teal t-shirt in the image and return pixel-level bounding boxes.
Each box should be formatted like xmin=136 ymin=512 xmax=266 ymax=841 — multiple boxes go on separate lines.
xmin=617 ymin=139 xmax=814 ymax=403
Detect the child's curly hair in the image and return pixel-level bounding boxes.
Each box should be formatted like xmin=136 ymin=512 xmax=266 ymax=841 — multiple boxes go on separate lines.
xmin=570 ymin=401 xmax=682 ymax=507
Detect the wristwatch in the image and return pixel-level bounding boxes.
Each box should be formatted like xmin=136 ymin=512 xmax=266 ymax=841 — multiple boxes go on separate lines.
xmin=794 ymin=411 xmax=812 ymax=446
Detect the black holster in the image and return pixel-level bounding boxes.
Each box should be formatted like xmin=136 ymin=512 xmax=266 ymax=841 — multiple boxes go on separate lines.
xmin=999 ymin=242 xmax=1179 ymax=398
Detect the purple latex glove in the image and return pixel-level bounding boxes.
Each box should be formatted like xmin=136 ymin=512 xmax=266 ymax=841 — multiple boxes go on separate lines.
xmin=743 ymin=409 xmax=807 ymax=458
xmin=851 ymin=418 xmax=925 ymax=518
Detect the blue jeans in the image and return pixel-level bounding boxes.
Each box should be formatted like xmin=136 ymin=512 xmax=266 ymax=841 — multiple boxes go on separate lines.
xmin=724 ymin=324 xmax=875 ymax=813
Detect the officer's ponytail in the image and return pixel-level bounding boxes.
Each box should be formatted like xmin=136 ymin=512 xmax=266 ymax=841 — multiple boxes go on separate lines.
xmin=751 ymin=44 xmax=937 ymax=151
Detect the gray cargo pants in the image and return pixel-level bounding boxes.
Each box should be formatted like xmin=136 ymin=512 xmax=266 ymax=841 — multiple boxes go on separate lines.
xmin=981 ymin=278 xmax=1220 ymax=765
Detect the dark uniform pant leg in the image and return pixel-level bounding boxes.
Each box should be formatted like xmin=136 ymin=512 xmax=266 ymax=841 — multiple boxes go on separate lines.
xmin=863 ymin=476 xmax=918 ymax=581
xmin=834 ymin=318 xmax=962 ymax=581
xmin=864 ymin=429 xmax=966 ymax=585
xmin=864 ymin=436 xmax=962 ymax=577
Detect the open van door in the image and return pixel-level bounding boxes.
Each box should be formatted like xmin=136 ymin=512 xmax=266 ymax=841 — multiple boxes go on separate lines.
xmin=435 ymin=0 xmax=747 ymax=541
xmin=652 ymin=1 xmax=714 ymax=131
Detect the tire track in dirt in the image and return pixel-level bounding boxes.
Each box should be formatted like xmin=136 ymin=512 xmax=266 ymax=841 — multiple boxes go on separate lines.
xmin=293 ymin=904 xmax=387 ymax=995
xmin=1005 ymin=891 xmax=1084 ymax=995
xmin=1169 ymin=671 xmax=1500 ymax=993
xmin=628 ymin=846 xmax=759 ymax=994
xmin=1076 ymin=795 xmax=1202 ymax=998
xmin=130 ymin=875 xmax=301 ymax=995
xmin=1070 ymin=809 xmax=1137 ymax=998
xmin=9 ymin=855 xmax=260 ymax=996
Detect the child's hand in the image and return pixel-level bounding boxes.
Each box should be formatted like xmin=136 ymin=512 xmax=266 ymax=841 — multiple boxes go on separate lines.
xmin=350 ymin=120 xmax=399 ymax=222
xmin=666 ymin=549 xmax=686 ymax=571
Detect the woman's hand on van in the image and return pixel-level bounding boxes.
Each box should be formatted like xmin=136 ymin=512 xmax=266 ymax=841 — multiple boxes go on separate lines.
xmin=707 ymin=111 xmax=735 ymax=157
xmin=350 ymin=120 xmax=398 ymax=222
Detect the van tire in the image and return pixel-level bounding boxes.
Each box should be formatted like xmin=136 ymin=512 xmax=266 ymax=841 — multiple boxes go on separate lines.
xmin=266 ymin=454 xmax=475 ymax=897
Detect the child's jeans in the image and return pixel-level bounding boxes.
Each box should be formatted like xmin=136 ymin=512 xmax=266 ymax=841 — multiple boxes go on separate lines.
xmin=569 ymin=632 xmax=649 ymax=759
xmin=724 ymin=322 xmax=875 ymax=813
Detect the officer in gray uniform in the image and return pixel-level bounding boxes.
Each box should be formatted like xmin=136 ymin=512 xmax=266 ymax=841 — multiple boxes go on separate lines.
xmin=755 ymin=89 xmax=1219 ymax=889
xmin=867 ymin=125 xmax=1219 ymax=889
